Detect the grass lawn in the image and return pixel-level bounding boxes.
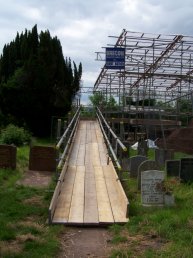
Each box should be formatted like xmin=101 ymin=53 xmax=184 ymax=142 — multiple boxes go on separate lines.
xmin=0 ymin=142 xmax=63 ymax=258
xmin=109 ymin=149 xmax=193 ymax=257
xmin=1 ymin=142 xmax=193 ymax=257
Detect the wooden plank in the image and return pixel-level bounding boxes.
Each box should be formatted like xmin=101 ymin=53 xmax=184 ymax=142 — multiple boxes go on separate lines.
xmin=94 ymin=166 xmax=114 ymax=223
xmin=76 ymin=144 xmax=85 ymax=165
xmin=86 ymin=121 xmax=91 ymax=130
xmin=90 ymin=122 xmax=95 ymax=130
xmin=86 ymin=124 xmax=92 ymax=144
xmin=109 ymin=161 xmax=129 ymax=207
xmin=85 ymin=143 xmax=91 ymax=165
xmin=91 ymin=128 xmax=97 ymax=143
xmin=98 ymin=142 xmax=108 ymax=166
xmin=49 ymin=125 xmax=77 ymax=223
xmin=53 ymin=166 xmax=76 ymax=223
xmin=80 ymin=127 xmax=87 ymax=144
xmin=68 ymin=124 xmax=81 ymax=165
xmin=68 ymin=140 xmax=80 ymax=165
xmin=84 ymin=164 xmax=99 ymax=224
xmin=80 ymin=121 xmax=87 ymax=130
xmin=91 ymin=143 xmax=101 ymax=166
xmin=68 ymin=166 xmax=85 ymax=224
xmin=103 ymin=165 xmax=128 ymax=223
xmin=95 ymin=128 xmax=103 ymax=143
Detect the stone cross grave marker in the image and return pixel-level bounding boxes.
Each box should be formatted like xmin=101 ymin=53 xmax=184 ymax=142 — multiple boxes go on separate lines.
xmin=180 ymin=158 xmax=193 ymax=183
xmin=166 ymin=160 xmax=180 ymax=177
xmin=0 ymin=144 xmax=17 ymax=169
xmin=138 ymin=160 xmax=160 ymax=190
xmin=155 ymin=149 xmax=174 ymax=167
xmin=29 ymin=146 xmax=56 ymax=172
xmin=141 ymin=170 xmax=165 ymax=206
xmin=129 ymin=155 xmax=148 ymax=178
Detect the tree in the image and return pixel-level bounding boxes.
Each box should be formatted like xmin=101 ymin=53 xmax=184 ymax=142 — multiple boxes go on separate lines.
xmin=89 ymin=93 xmax=117 ymax=109
xmin=0 ymin=25 xmax=82 ymax=135
xmin=177 ymin=98 xmax=192 ymax=113
xmin=89 ymin=92 xmax=106 ymax=107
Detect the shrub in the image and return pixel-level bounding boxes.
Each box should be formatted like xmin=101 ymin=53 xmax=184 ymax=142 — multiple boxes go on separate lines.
xmin=0 ymin=124 xmax=31 ymax=146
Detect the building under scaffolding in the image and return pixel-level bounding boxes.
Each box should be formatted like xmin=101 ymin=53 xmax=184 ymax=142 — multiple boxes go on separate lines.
xmin=93 ymin=29 xmax=193 ymax=147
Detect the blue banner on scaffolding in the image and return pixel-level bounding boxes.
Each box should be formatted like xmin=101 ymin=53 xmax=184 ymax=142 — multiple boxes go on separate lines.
xmin=105 ymin=47 xmax=125 ymax=69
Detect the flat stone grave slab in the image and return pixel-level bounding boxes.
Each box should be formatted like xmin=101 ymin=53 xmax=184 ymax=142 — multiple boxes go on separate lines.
xmin=155 ymin=149 xmax=174 ymax=167
xmin=180 ymin=158 xmax=193 ymax=183
xmin=138 ymin=160 xmax=160 ymax=190
xmin=129 ymin=155 xmax=148 ymax=177
xmin=29 ymin=146 xmax=56 ymax=172
xmin=0 ymin=144 xmax=16 ymax=169
xmin=166 ymin=160 xmax=180 ymax=177
xmin=141 ymin=170 xmax=164 ymax=206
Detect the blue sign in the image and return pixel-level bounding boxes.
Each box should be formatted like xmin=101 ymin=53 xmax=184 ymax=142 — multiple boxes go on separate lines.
xmin=105 ymin=47 xmax=125 ymax=69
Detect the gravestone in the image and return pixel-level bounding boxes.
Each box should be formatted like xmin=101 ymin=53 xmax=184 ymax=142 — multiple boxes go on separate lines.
xmin=138 ymin=160 xmax=160 ymax=190
xmin=29 ymin=146 xmax=56 ymax=172
xmin=180 ymin=158 xmax=193 ymax=183
xmin=129 ymin=155 xmax=148 ymax=177
xmin=0 ymin=144 xmax=16 ymax=169
xmin=137 ymin=139 xmax=148 ymax=157
xmin=166 ymin=160 xmax=180 ymax=177
xmin=141 ymin=170 xmax=165 ymax=206
xmin=155 ymin=149 xmax=174 ymax=167
xmin=120 ymin=141 xmax=130 ymax=171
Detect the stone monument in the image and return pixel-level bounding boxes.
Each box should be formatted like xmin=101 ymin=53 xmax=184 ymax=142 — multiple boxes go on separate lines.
xmin=166 ymin=160 xmax=180 ymax=177
xmin=128 ymin=155 xmax=148 ymax=177
xmin=141 ymin=170 xmax=165 ymax=206
xmin=138 ymin=160 xmax=160 ymax=190
xmin=29 ymin=146 xmax=56 ymax=172
xmin=0 ymin=144 xmax=17 ymax=169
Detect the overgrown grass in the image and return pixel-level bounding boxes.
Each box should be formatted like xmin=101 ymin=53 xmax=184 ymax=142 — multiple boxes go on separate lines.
xmin=30 ymin=137 xmax=56 ymax=146
xmin=129 ymin=148 xmax=155 ymax=160
xmin=109 ymin=149 xmax=193 ymax=257
xmin=0 ymin=140 xmax=62 ymax=258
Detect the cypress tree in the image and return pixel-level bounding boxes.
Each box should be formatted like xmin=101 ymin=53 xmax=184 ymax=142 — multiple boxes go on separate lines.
xmin=0 ymin=25 xmax=82 ymax=135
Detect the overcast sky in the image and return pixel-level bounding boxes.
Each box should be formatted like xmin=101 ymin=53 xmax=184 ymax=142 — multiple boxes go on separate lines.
xmin=1 ymin=0 xmax=193 ymax=104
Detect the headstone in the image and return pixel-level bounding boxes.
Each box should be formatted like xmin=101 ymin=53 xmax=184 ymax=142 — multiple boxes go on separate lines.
xmin=120 ymin=141 xmax=130 ymax=171
xmin=138 ymin=160 xmax=160 ymax=190
xmin=29 ymin=146 xmax=56 ymax=172
xmin=180 ymin=158 xmax=193 ymax=183
xmin=166 ymin=160 xmax=180 ymax=177
xmin=0 ymin=144 xmax=17 ymax=169
xmin=137 ymin=139 xmax=148 ymax=157
xmin=141 ymin=170 xmax=165 ymax=206
xmin=129 ymin=155 xmax=148 ymax=177
xmin=155 ymin=149 xmax=174 ymax=167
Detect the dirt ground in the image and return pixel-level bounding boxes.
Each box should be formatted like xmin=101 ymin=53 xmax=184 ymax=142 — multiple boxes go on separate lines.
xmin=16 ymin=171 xmax=164 ymax=258
xmin=17 ymin=170 xmax=53 ymax=187
xmin=58 ymin=228 xmax=112 ymax=258
xmin=57 ymin=227 xmax=165 ymax=258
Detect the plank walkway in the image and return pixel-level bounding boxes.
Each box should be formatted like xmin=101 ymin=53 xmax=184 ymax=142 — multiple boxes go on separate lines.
xmin=52 ymin=120 xmax=129 ymax=225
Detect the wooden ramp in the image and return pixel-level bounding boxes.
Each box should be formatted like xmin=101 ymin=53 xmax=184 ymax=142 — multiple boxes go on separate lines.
xmin=51 ymin=120 xmax=129 ymax=225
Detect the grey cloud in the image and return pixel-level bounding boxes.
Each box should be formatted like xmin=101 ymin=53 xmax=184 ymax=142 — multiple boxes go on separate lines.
xmin=0 ymin=0 xmax=193 ymax=103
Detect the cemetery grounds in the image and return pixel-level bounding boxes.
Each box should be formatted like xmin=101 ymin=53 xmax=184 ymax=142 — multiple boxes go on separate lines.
xmin=1 ymin=143 xmax=193 ymax=257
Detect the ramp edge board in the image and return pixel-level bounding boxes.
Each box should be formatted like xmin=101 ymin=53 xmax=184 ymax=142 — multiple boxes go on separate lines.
xmin=48 ymin=121 xmax=79 ymax=224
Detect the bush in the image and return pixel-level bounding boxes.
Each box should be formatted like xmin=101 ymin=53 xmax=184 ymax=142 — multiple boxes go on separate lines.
xmin=0 ymin=124 xmax=31 ymax=146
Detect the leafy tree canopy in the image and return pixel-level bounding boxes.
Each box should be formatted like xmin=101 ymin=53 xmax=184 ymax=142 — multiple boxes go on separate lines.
xmin=0 ymin=25 xmax=82 ymax=135
xmin=89 ymin=93 xmax=117 ymax=109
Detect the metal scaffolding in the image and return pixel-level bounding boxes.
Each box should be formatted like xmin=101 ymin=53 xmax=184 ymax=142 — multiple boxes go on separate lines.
xmin=94 ymin=29 xmax=193 ymax=106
